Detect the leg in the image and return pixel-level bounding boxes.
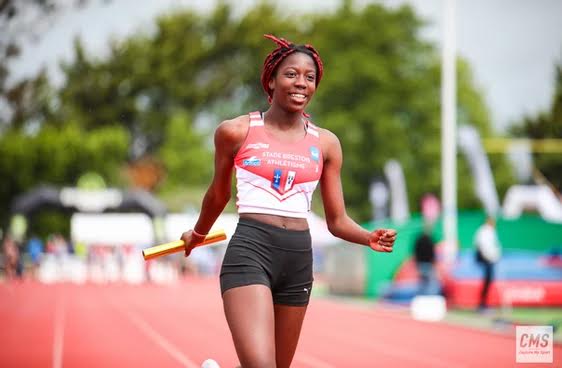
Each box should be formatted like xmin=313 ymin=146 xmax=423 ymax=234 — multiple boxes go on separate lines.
xmin=223 ymin=285 xmax=276 ymax=368
xmin=417 ymin=263 xmax=430 ymax=295
xmin=274 ymin=304 xmax=308 ymax=368
xmin=479 ymin=262 xmax=493 ymax=309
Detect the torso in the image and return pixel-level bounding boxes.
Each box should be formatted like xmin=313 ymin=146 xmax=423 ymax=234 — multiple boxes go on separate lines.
xmin=230 ymin=113 xmax=323 ymax=230
xmin=239 ymin=213 xmax=310 ymax=230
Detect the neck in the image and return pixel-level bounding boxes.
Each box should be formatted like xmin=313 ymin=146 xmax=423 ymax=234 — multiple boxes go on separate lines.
xmin=264 ymin=104 xmax=304 ymax=130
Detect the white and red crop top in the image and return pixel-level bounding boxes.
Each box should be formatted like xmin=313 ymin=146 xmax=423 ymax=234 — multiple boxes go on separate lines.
xmin=234 ymin=111 xmax=324 ymax=218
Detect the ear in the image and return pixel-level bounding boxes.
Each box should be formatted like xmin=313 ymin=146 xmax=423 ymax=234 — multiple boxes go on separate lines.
xmin=268 ymin=78 xmax=275 ymax=91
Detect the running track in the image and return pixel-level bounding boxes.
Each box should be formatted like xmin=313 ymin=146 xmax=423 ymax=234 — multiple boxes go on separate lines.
xmin=1 ymin=277 xmax=560 ymax=367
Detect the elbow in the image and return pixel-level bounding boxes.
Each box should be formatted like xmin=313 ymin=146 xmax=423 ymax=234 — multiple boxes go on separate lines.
xmin=327 ymin=219 xmax=344 ymax=238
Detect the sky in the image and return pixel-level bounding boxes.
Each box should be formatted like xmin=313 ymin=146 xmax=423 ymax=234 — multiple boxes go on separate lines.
xmin=8 ymin=0 xmax=562 ymax=132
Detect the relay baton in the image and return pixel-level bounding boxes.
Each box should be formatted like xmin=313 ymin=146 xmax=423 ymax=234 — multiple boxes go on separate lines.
xmin=142 ymin=229 xmax=227 ymax=260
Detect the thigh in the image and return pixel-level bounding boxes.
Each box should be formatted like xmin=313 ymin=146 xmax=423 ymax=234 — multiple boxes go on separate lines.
xmin=274 ymin=304 xmax=308 ymax=368
xmin=223 ymin=285 xmax=276 ymax=368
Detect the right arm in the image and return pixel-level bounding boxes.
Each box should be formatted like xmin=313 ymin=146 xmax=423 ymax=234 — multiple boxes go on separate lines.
xmin=181 ymin=116 xmax=248 ymax=254
xmin=319 ymin=128 xmax=396 ymax=252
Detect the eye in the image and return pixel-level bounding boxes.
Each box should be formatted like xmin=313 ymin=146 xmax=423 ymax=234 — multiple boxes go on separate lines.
xmin=306 ymin=74 xmax=316 ymax=82
xmin=285 ymin=71 xmax=296 ymax=78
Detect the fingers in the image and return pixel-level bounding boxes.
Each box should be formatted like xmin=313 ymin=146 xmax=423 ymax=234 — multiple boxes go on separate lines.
xmin=181 ymin=230 xmax=196 ymax=257
xmin=370 ymin=228 xmax=397 ymax=253
xmin=377 ymin=230 xmax=396 ymax=246
xmin=384 ymin=229 xmax=397 ymax=237
xmin=379 ymin=245 xmax=393 ymax=252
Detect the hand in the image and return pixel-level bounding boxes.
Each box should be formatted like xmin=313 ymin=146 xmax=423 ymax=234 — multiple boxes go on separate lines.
xmin=369 ymin=229 xmax=397 ymax=253
xmin=180 ymin=230 xmax=206 ymax=257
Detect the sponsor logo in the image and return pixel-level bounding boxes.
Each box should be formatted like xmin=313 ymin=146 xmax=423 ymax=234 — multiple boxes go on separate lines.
xmin=516 ymin=326 xmax=553 ymax=363
xmin=246 ymin=142 xmax=269 ymax=150
xmin=243 ymin=156 xmax=261 ymax=166
xmin=309 ymin=146 xmax=320 ymax=162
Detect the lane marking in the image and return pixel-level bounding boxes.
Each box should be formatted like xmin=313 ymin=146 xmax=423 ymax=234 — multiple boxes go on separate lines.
xmin=119 ymin=306 xmax=199 ymax=368
xmin=52 ymin=296 xmax=65 ymax=368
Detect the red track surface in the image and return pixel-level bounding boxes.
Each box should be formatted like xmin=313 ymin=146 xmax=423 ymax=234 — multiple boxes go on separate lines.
xmin=1 ymin=277 xmax=560 ymax=368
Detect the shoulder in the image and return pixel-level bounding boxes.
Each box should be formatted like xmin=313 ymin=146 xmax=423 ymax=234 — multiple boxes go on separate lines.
xmin=316 ymin=126 xmax=342 ymax=157
xmin=215 ymin=114 xmax=250 ymax=146
xmin=317 ymin=126 xmax=339 ymax=144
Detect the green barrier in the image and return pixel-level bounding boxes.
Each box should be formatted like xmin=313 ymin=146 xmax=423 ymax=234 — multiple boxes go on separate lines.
xmin=363 ymin=211 xmax=562 ymax=297
xmin=363 ymin=215 xmax=424 ymax=298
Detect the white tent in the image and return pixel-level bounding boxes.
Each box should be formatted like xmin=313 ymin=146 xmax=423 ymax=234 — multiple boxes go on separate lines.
xmin=503 ymin=185 xmax=562 ymax=223
xmin=71 ymin=213 xmax=155 ymax=245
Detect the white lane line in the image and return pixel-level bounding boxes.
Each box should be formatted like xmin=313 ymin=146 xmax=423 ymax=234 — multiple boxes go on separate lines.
xmin=52 ymin=297 xmax=65 ymax=368
xmin=120 ymin=307 xmax=199 ymax=368
xmin=294 ymin=353 xmax=336 ymax=368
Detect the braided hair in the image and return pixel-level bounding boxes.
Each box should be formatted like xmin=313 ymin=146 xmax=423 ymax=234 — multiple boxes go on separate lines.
xmin=260 ymin=34 xmax=324 ymax=104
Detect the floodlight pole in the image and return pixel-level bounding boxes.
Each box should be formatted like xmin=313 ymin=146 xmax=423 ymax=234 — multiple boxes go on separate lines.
xmin=441 ymin=0 xmax=458 ymax=257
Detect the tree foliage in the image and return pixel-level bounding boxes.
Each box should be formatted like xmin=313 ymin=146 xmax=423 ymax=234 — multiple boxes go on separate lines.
xmin=0 ymin=124 xmax=128 ymax=226
xmin=0 ymin=0 xmax=514 ymax=226
xmin=0 ymin=0 xmax=112 ymax=132
xmin=302 ymin=3 xmax=512 ymax=219
xmin=510 ymin=63 xmax=562 ymax=190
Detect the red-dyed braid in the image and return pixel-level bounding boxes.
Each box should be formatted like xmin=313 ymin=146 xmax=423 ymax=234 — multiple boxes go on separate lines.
xmin=260 ymin=34 xmax=324 ymax=104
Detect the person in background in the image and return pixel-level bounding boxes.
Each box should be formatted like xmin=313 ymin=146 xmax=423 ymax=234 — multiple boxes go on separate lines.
xmin=413 ymin=225 xmax=436 ymax=295
xmin=27 ymin=235 xmax=44 ymax=279
xmin=473 ymin=216 xmax=502 ymax=311
xmin=2 ymin=235 xmax=21 ymax=280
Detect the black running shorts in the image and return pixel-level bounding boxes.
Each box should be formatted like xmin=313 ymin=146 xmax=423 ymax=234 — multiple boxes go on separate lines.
xmin=220 ymin=217 xmax=313 ymax=306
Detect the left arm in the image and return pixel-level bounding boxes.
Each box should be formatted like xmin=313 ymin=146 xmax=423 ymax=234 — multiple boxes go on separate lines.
xmin=319 ymin=129 xmax=396 ymax=252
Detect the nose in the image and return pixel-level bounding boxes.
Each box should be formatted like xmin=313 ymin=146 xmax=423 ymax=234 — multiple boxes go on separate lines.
xmin=294 ymin=75 xmax=306 ymax=88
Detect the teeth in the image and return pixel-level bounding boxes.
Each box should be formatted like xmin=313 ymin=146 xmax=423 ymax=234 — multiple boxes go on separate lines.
xmin=291 ymin=94 xmax=306 ymax=98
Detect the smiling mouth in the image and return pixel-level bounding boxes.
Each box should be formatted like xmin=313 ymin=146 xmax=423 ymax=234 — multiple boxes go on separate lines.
xmin=289 ymin=93 xmax=307 ymax=100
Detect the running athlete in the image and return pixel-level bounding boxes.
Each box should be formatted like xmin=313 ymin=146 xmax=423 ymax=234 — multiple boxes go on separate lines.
xmin=182 ymin=34 xmax=397 ymax=368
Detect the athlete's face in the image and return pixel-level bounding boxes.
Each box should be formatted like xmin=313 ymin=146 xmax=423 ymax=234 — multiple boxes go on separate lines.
xmin=269 ymin=52 xmax=317 ymax=113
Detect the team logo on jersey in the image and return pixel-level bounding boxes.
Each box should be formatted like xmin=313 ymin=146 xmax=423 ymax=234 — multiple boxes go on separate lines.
xmin=272 ymin=169 xmax=282 ymax=192
xmin=246 ymin=142 xmax=270 ymax=150
xmin=272 ymin=169 xmax=297 ymax=194
xmin=243 ymin=156 xmax=261 ymax=166
xmin=284 ymin=171 xmax=296 ymax=192
xmin=309 ymin=146 xmax=320 ymax=162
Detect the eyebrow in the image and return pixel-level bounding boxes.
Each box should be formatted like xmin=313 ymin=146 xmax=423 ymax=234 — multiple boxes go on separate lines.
xmin=280 ymin=65 xmax=317 ymax=74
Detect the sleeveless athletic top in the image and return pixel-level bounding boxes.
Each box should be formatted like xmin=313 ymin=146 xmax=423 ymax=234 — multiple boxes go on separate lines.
xmin=234 ymin=111 xmax=324 ymax=218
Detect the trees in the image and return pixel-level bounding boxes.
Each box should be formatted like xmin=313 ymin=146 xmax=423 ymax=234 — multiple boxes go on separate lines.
xmin=1 ymin=1 xmax=510 ymax=225
xmin=510 ymin=63 xmax=562 ymax=191
xmin=0 ymin=0 xmax=112 ymax=133
xmin=0 ymin=124 xmax=128 ymax=227
xmin=302 ymin=3 xmax=511 ymax=219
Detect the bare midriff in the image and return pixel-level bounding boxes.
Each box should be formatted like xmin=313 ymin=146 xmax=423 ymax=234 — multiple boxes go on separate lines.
xmin=239 ymin=213 xmax=309 ymax=231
